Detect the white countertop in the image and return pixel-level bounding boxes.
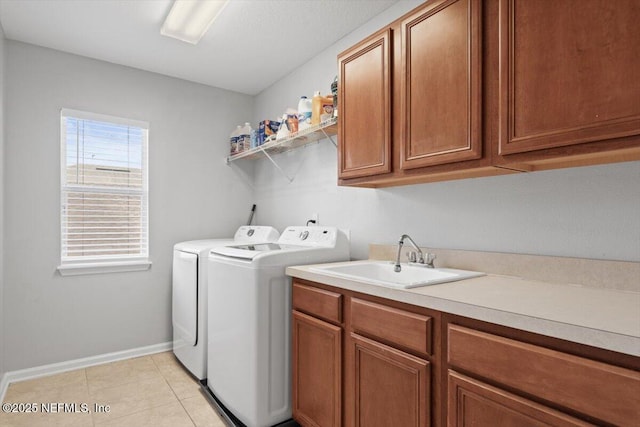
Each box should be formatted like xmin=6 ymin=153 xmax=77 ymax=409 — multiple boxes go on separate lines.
xmin=287 ymin=260 xmax=640 ymax=357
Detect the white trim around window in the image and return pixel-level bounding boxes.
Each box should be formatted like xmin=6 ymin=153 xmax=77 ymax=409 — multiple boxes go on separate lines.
xmin=57 ymin=108 xmax=150 ymax=275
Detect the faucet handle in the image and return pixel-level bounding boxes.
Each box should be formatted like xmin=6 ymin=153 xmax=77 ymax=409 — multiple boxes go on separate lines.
xmin=425 ymin=253 xmax=436 ymax=268
xmin=408 ymin=251 xmax=426 ymax=264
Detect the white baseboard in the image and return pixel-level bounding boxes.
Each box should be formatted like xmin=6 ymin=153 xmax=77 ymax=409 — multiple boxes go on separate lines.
xmin=0 ymin=373 xmax=9 ymax=405
xmin=0 ymin=341 xmax=172 ymax=403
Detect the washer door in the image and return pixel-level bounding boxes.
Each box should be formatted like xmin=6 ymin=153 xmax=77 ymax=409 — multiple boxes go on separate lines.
xmin=173 ymin=250 xmax=198 ymax=346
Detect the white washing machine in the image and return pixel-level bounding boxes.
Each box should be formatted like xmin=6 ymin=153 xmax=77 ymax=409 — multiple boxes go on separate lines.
xmin=172 ymin=226 xmax=279 ymax=380
xmin=206 ymin=226 xmax=350 ymax=427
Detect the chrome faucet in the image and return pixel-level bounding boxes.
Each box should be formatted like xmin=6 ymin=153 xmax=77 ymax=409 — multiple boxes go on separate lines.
xmin=394 ymin=234 xmax=436 ymax=272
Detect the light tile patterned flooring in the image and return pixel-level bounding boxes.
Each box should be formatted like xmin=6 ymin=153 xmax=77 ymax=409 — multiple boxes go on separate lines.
xmin=0 ymin=352 xmax=227 ymax=427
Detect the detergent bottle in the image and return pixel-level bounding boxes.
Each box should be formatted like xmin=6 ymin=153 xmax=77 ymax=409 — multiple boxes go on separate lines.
xmin=311 ymin=90 xmax=334 ymax=125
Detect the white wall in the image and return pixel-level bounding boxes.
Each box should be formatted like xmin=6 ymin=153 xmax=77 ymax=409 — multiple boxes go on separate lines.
xmin=3 ymin=41 xmax=253 ymax=371
xmin=252 ymin=0 xmax=640 ymax=263
xmin=0 ymin=20 xmax=6 ymax=380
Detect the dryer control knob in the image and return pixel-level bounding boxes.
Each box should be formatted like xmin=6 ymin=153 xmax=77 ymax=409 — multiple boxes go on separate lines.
xmin=247 ymin=229 xmax=254 ymax=236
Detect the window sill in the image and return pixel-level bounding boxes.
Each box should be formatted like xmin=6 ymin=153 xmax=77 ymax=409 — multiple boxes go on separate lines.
xmin=57 ymin=260 xmax=152 ymax=276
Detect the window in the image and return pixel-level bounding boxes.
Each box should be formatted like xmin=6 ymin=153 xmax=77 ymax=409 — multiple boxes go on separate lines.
xmin=58 ymin=109 xmax=150 ymax=275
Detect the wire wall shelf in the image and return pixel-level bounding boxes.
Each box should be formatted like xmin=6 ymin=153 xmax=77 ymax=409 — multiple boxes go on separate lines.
xmin=224 ymin=117 xmax=338 ymax=182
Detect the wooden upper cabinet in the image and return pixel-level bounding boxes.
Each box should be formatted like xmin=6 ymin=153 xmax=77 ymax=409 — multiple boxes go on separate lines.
xmin=400 ymin=0 xmax=482 ymax=170
xmin=337 ymin=0 xmax=640 ymax=186
xmin=498 ymin=0 xmax=640 ymax=155
xmin=338 ymin=29 xmax=392 ymax=179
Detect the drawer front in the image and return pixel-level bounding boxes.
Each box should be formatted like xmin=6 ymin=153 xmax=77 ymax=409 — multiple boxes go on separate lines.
xmin=448 ymin=371 xmax=594 ymax=427
xmin=293 ymin=282 xmax=342 ymax=324
xmin=447 ymin=324 xmax=640 ymax=426
xmin=351 ymin=298 xmax=431 ymax=355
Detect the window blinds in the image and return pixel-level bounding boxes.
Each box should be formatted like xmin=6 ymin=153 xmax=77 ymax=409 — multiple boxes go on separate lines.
xmin=61 ymin=109 xmax=149 ymax=262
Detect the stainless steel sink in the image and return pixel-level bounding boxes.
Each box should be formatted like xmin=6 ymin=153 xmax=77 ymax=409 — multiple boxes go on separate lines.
xmin=311 ymin=261 xmax=485 ymax=289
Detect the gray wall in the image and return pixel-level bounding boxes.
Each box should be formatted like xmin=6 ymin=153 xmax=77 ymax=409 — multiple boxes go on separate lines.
xmin=3 ymin=41 xmax=253 ymax=371
xmin=252 ymin=0 xmax=640 ymax=263
xmin=1 ymin=0 xmax=639 ymax=375
xmin=0 ymin=20 xmax=5 ymax=379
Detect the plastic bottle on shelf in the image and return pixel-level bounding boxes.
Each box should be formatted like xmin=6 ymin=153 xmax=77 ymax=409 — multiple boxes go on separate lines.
xmin=297 ymin=96 xmax=312 ymax=131
xmin=250 ymin=129 xmax=258 ymax=149
xmin=276 ymin=114 xmax=290 ymax=140
xmin=236 ymin=123 xmax=244 ymax=152
xmin=312 ymin=90 xmax=334 ymax=125
xmin=331 ymin=76 xmax=338 ymax=117
xmin=238 ymin=122 xmax=252 ymax=152
xmin=230 ymin=125 xmax=241 ymax=155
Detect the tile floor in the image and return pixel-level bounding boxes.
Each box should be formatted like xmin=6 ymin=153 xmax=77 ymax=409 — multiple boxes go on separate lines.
xmin=0 ymin=352 xmax=227 ymax=427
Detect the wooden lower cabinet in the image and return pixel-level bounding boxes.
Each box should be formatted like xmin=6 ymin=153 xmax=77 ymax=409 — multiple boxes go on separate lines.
xmin=447 ymin=323 xmax=640 ymax=426
xmin=447 ymin=371 xmax=593 ymax=427
xmin=291 ymin=279 xmax=640 ymax=427
xmin=293 ymin=311 xmax=342 ymax=427
xmin=351 ymin=333 xmax=430 ymax=427
xmin=292 ymin=279 xmax=438 ymax=427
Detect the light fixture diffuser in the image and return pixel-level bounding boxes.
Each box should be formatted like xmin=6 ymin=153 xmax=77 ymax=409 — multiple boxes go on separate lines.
xmin=161 ymin=0 xmax=229 ymax=45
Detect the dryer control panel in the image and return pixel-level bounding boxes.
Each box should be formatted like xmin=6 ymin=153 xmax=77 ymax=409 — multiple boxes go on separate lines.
xmin=234 ymin=226 xmax=280 ymax=243
xmin=278 ymin=226 xmax=343 ymax=247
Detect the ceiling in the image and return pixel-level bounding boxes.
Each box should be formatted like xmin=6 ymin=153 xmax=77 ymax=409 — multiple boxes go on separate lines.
xmin=0 ymin=0 xmax=398 ymax=95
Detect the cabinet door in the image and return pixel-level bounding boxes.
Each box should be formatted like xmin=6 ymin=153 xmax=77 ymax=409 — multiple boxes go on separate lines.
xmin=448 ymin=371 xmax=593 ymax=427
xmin=338 ymin=28 xmax=392 ymax=179
xmin=400 ymin=0 xmax=482 ymax=170
xmin=293 ymin=311 xmax=342 ymax=427
xmin=498 ymin=0 xmax=640 ymax=155
xmin=351 ymin=333 xmax=430 ymax=427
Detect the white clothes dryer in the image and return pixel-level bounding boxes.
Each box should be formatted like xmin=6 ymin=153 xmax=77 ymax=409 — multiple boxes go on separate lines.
xmin=172 ymin=226 xmax=279 ymax=379
xmin=206 ymin=226 xmax=350 ymax=427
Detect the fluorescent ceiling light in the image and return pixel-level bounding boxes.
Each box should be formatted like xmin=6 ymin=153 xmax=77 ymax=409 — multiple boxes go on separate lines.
xmin=161 ymin=0 xmax=229 ymax=45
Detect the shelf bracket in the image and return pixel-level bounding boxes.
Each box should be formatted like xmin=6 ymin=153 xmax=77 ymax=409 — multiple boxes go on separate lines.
xmin=258 ymin=146 xmax=294 ymax=183
xmin=320 ymin=127 xmax=338 ymax=147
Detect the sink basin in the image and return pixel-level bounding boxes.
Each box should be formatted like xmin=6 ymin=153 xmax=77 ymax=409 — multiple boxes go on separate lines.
xmin=310 ymin=261 xmax=485 ymax=289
